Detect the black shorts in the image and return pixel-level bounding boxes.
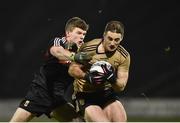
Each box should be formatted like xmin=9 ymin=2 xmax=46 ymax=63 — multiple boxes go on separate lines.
xmin=73 ymin=88 xmax=120 ymax=115
xmin=19 ymin=76 xmax=73 ymax=117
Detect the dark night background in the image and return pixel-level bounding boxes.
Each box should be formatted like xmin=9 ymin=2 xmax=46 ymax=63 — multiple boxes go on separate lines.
xmin=0 ymin=0 xmax=179 ymax=98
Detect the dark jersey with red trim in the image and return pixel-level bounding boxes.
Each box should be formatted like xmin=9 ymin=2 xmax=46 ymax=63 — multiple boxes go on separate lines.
xmin=33 ymin=37 xmax=74 ymax=90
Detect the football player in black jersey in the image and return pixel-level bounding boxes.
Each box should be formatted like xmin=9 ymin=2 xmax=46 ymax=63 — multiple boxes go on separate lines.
xmin=10 ymin=17 xmax=90 ymax=122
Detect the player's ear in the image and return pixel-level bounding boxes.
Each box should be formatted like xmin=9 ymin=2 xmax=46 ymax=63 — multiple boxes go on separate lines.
xmin=120 ymin=35 xmax=123 ymax=41
xmin=66 ymin=31 xmax=70 ymax=36
xmin=120 ymin=33 xmax=124 ymax=41
xmin=120 ymin=37 xmax=123 ymax=41
xmin=103 ymin=32 xmax=107 ymax=40
xmin=103 ymin=32 xmax=106 ymax=37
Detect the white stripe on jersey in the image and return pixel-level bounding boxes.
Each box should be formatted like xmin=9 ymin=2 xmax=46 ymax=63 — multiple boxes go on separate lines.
xmin=54 ymin=38 xmax=60 ymax=46
xmin=61 ymin=37 xmax=66 ymax=44
xmin=53 ymin=37 xmax=66 ymax=47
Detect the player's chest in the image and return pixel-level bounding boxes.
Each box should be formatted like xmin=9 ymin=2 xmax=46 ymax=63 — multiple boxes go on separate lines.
xmin=90 ymin=53 xmax=122 ymax=68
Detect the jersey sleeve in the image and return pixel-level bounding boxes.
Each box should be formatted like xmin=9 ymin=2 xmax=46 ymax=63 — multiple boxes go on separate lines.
xmin=44 ymin=37 xmax=66 ymax=58
xmin=78 ymin=39 xmax=100 ymax=52
xmin=50 ymin=37 xmax=66 ymax=48
xmin=119 ymin=54 xmax=130 ymax=71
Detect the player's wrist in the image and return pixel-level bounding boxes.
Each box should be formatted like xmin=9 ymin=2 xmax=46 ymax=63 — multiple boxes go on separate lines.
xmin=107 ymin=72 xmax=117 ymax=84
xmin=69 ymin=53 xmax=75 ymax=61
xmin=73 ymin=52 xmax=89 ymax=64
xmin=83 ymin=72 xmax=91 ymax=83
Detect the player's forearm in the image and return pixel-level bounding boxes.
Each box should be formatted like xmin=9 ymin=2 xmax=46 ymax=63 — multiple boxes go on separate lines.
xmin=111 ymin=69 xmax=129 ymax=92
xmin=68 ymin=63 xmax=86 ymax=79
xmin=112 ymin=78 xmax=128 ymax=92
xmin=50 ymin=46 xmax=74 ymax=61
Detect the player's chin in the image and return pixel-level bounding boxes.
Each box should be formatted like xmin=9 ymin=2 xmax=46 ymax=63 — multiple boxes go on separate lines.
xmin=77 ymin=41 xmax=84 ymax=47
xmin=107 ymin=45 xmax=117 ymax=52
xmin=107 ymin=47 xmax=116 ymax=52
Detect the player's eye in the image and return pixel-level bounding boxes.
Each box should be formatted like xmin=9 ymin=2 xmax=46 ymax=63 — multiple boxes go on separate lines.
xmin=77 ymin=31 xmax=82 ymax=34
xmin=83 ymin=32 xmax=86 ymax=36
xmin=108 ymin=36 xmax=113 ymax=41
xmin=114 ymin=38 xmax=120 ymax=42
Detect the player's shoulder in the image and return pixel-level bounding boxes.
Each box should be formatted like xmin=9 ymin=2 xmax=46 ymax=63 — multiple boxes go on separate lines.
xmin=49 ymin=36 xmax=66 ymax=47
xmin=85 ymin=38 xmax=102 ymax=45
xmin=53 ymin=36 xmax=66 ymax=43
xmin=80 ymin=38 xmax=101 ymax=51
xmin=117 ymin=45 xmax=130 ymax=58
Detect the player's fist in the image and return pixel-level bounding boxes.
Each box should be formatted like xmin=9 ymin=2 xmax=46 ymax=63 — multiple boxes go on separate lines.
xmin=101 ymin=63 xmax=117 ymax=84
xmin=73 ymin=52 xmax=91 ymax=64
xmin=65 ymin=42 xmax=78 ymax=52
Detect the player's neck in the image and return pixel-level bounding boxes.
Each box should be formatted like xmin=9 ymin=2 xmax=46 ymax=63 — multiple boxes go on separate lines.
xmin=65 ymin=36 xmax=72 ymax=43
xmin=97 ymin=42 xmax=105 ymax=53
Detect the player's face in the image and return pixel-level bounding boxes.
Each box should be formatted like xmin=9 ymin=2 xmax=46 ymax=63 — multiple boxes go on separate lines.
xmin=103 ymin=31 xmax=122 ymax=52
xmin=66 ymin=27 xmax=87 ymax=48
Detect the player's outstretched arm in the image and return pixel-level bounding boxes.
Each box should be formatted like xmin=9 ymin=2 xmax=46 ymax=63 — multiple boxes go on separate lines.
xmin=68 ymin=62 xmax=86 ymax=79
xmin=50 ymin=45 xmax=74 ymax=61
xmin=50 ymin=46 xmax=91 ymax=64
xmin=68 ymin=62 xmax=104 ymax=84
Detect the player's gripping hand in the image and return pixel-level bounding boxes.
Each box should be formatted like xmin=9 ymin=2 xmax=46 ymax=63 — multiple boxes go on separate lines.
xmin=101 ymin=64 xmax=117 ymax=84
xmin=71 ymin=52 xmax=91 ymax=65
xmin=65 ymin=42 xmax=78 ymax=52
xmin=84 ymin=71 xmax=105 ymax=85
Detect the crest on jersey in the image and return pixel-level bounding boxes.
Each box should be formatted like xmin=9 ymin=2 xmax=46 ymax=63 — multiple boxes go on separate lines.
xmin=24 ymin=100 xmax=30 ymax=107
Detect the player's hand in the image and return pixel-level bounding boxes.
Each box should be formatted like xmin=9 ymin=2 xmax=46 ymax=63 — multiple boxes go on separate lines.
xmin=73 ymin=52 xmax=92 ymax=64
xmin=101 ymin=64 xmax=117 ymax=84
xmin=84 ymin=71 xmax=105 ymax=85
xmin=65 ymin=42 xmax=78 ymax=52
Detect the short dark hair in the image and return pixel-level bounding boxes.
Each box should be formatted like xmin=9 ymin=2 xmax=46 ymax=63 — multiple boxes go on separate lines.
xmin=104 ymin=21 xmax=124 ymax=37
xmin=65 ymin=17 xmax=89 ymax=32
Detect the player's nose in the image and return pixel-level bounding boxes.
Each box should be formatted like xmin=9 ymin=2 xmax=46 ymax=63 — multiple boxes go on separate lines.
xmin=110 ymin=41 xmax=116 ymax=46
xmin=80 ymin=35 xmax=85 ymax=40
